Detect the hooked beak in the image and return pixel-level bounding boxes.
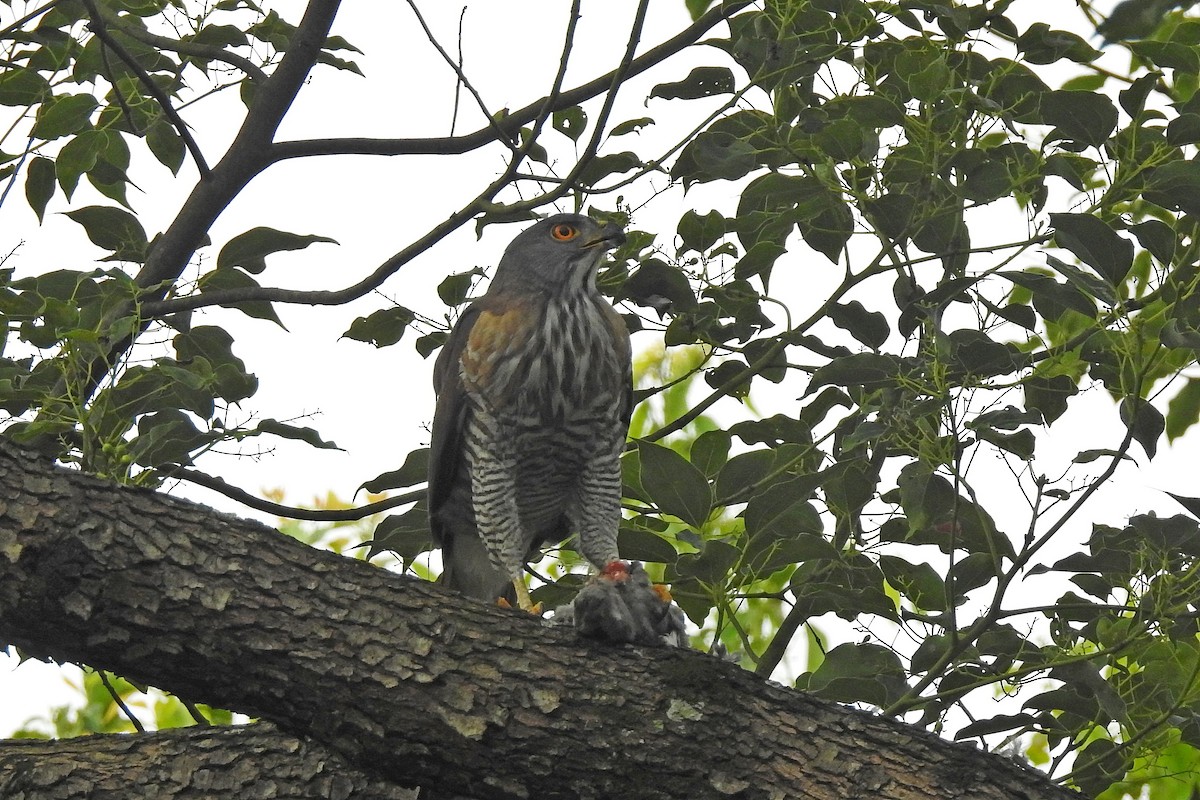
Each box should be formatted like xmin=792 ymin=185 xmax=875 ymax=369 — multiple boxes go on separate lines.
xmin=583 ymin=223 xmax=627 ymax=250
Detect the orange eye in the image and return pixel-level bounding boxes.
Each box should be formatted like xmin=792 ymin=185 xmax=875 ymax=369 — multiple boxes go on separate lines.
xmin=551 ymin=223 xmax=579 ymax=241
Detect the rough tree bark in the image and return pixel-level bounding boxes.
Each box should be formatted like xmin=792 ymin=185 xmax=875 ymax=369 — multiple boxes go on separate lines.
xmin=0 ymin=442 xmax=1074 ymax=799
xmin=2 ymin=723 xmax=416 ymax=799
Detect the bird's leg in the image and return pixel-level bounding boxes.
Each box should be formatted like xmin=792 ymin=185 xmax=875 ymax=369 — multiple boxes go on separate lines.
xmin=572 ymin=448 xmax=624 ymax=572
xmin=466 ymin=440 xmax=542 ymax=611
xmin=512 ymin=577 xmax=536 ymax=613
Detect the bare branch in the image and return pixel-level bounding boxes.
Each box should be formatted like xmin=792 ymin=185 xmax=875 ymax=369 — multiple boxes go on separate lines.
xmin=266 ymin=1 xmax=753 ymax=163
xmin=166 ymin=465 xmax=422 ymax=521
xmin=402 ymin=0 xmax=515 ymax=152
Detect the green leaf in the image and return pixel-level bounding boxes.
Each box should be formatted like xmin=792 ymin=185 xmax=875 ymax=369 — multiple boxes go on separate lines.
xmin=255 ymin=419 xmax=340 ymax=450
xmin=809 ymin=353 xmax=907 ymax=392
xmin=63 ymin=206 xmax=148 ymax=262
xmin=1168 ymin=492 xmax=1200 ymax=520
xmin=1044 ymin=254 xmax=1116 ymax=306
xmin=1129 ymin=40 xmax=1200 ymax=72
xmin=1072 ymin=738 xmax=1131 ymax=799
xmin=1015 ymin=23 xmax=1102 ymax=65
xmin=1072 ymin=448 xmax=1135 ymax=465
xmin=130 ymin=409 xmax=208 ymax=467
xmin=0 ymin=69 xmax=50 ymax=106
xmin=734 ymin=240 xmax=786 ymax=281
xmin=714 ymin=445 xmax=804 ymax=503
xmin=552 ymin=105 xmax=586 ymax=141
xmin=437 ymin=269 xmax=482 ymax=307
xmin=1001 ymin=271 xmax=1095 ymax=321
xmin=31 ymin=93 xmax=98 ymax=140
xmin=217 ymin=227 xmax=337 ymax=274
xmin=1130 ymin=219 xmax=1176 ymax=266
xmin=1166 ymin=378 xmax=1200 ymax=441
xmin=651 ymin=66 xmax=735 ymax=100
xmin=689 ymin=429 xmax=731 ymax=479
xmin=974 ymin=427 xmax=1036 ymax=460
xmin=619 ymin=258 xmax=696 ymax=313
xmin=617 ymin=526 xmax=678 ymax=563
xmin=24 ymin=157 xmax=56 ymax=222
xmin=1024 ymin=373 xmax=1078 ymax=424
xmin=368 ymin=503 xmax=431 ymax=563
xmin=343 ymin=306 xmax=415 ymax=348
xmin=879 ymin=555 xmax=947 ymax=612
xmin=969 ymin=406 xmax=1042 ymax=431
xmin=55 ymin=130 xmax=103 ymax=198
xmin=675 ymin=538 xmax=739 ymax=585
xmin=196 ymin=267 xmax=284 ymax=326
xmin=610 ymin=117 xmax=654 ymax=137
xmin=360 ymin=448 xmax=430 ymax=494
xmin=316 ymin=51 xmax=363 ymax=76
xmin=743 ymin=481 xmax=827 ymax=573
xmin=685 ymin=0 xmax=717 ymax=20
xmin=796 ymin=190 xmax=854 ymax=263
xmin=1129 ymin=512 xmax=1200 ymax=557
xmin=147 ymin=119 xmax=185 ymax=175
xmin=1120 ymin=397 xmax=1165 ymax=459
xmin=637 ymin=440 xmax=713 ymax=528
xmin=1143 ymin=159 xmax=1200 ymax=217
xmin=803 ymin=642 xmax=909 ymax=707
xmin=577 ymin=151 xmax=641 ymax=187
xmin=247 ymin=9 xmax=296 ymax=49
xmin=174 ymin=326 xmax=257 ymax=403
xmin=672 ymin=131 xmax=757 ymax=186
xmin=1039 ymin=90 xmax=1117 ymax=148
xmin=828 ymin=301 xmax=889 ymax=350
xmin=1049 ymin=213 xmax=1133 ymax=286
xmin=1118 ymin=72 xmax=1158 ymax=118
xmin=814 ymin=117 xmax=867 ymax=163
xmin=677 ymin=209 xmax=728 ymax=255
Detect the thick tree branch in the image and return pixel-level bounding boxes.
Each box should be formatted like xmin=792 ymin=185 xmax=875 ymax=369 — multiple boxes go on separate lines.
xmin=32 ymin=0 xmax=342 ymax=427
xmin=0 ymin=442 xmax=1074 ymax=800
xmin=0 ymin=722 xmax=416 ymax=799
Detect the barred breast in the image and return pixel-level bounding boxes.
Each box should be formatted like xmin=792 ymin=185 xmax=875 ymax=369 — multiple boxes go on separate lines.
xmin=462 ymin=293 xmax=629 ymax=550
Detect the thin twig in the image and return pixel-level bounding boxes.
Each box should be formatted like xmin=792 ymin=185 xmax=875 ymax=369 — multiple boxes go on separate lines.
xmin=97 ymin=669 xmax=145 ymax=733
xmin=0 ymin=0 xmax=65 ymax=38
xmin=81 ymin=0 xmax=211 ymax=176
xmin=181 ymin=698 xmax=211 ymax=726
xmin=403 ymin=0 xmax=513 ymax=150
xmin=450 ymin=6 xmax=467 ymax=136
xmin=490 ymin=0 xmax=651 ymax=215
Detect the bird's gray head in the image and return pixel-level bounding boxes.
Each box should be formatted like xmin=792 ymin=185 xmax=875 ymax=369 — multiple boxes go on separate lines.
xmin=489 ymin=213 xmax=626 ymax=296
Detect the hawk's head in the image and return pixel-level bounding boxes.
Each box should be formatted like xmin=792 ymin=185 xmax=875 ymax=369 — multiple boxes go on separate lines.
xmin=491 ymin=213 xmax=626 ymax=294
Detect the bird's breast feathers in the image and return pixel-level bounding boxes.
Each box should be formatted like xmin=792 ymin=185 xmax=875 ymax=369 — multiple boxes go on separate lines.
xmin=460 ymin=293 xmax=629 ymax=419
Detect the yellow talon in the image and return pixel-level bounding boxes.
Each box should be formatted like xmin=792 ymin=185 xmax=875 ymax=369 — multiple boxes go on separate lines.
xmin=512 ymin=578 xmax=542 ymax=614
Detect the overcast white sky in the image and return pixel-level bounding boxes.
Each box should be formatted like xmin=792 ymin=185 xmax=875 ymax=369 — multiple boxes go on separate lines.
xmin=3 ymin=0 xmax=1177 ymax=740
